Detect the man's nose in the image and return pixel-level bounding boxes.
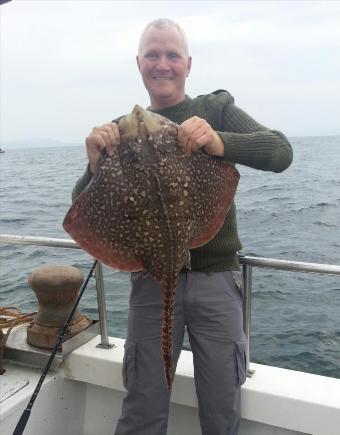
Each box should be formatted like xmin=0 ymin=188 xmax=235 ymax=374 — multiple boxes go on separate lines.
xmin=155 ymin=55 xmax=171 ymax=70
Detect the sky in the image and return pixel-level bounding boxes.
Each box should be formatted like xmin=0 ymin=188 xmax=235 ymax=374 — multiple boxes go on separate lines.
xmin=1 ymin=0 xmax=340 ymax=145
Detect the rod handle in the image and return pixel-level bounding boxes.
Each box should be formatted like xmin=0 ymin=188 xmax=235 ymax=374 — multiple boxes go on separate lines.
xmin=13 ymin=409 xmax=31 ymax=435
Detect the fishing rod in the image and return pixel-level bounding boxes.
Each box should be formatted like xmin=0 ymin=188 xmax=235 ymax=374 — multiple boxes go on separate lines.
xmin=13 ymin=259 xmax=98 ymax=435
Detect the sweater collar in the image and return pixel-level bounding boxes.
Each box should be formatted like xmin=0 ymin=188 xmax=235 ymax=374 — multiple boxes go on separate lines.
xmin=147 ymin=95 xmax=192 ymax=117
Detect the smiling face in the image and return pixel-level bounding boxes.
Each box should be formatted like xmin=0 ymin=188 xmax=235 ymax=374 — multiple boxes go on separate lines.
xmin=137 ymin=25 xmax=192 ymax=110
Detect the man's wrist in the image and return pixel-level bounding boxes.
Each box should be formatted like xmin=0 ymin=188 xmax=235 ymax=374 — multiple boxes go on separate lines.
xmin=206 ymin=133 xmax=224 ymax=157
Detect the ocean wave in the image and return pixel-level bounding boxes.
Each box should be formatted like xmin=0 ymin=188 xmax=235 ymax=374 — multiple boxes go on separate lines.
xmin=296 ymin=202 xmax=338 ymax=212
xmin=313 ymin=221 xmax=338 ymax=228
xmin=0 ymin=217 xmax=29 ymax=224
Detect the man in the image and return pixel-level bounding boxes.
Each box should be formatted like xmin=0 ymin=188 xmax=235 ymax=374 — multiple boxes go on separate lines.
xmin=73 ymin=18 xmax=293 ymax=435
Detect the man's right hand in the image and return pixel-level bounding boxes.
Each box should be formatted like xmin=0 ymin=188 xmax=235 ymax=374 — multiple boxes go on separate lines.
xmin=86 ymin=122 xmax=120 ymax=174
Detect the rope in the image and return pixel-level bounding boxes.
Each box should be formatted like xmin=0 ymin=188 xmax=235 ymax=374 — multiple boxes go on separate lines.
xmin=0 ymin=306 xmax=35 ymax=375
xmin=0 ymin=306 xmax=35 ymax=328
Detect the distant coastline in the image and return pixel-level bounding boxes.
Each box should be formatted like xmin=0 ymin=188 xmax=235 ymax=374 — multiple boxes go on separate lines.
xmin=2 ymin=134 xmax=340 ymax=150
xmin=1 ymin=138 xmax=83 ymax=150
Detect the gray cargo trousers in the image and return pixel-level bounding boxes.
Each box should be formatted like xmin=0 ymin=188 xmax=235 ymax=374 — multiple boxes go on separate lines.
xmin=114 ymin=270 xmax=247 ymax=435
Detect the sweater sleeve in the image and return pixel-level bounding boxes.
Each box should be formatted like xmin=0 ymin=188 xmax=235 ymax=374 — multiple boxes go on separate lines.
xmin=71 ymin=163 xmax=93 ymax=202
xmin=218 ymin=100 xmax=293 ymax=173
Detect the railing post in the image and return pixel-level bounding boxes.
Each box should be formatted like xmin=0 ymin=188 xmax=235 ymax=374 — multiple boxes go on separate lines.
xmin=94 ymin=262 xmax=114 ymax=349
xmin=242 ymin=263 xmax=255 ymax=377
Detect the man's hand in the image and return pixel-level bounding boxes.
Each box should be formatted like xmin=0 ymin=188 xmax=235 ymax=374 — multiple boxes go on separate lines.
xmin=86 ymin=122 xmax=120 ymax=174
xmin=177 ymin=116 xmax=224 ymax=157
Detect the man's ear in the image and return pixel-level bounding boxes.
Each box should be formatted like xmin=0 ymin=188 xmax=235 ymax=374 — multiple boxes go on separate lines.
xmin=186 ymin=56 xmax=192 ymax=77
xmin=136 ymin=55 xmax=141 ymax=71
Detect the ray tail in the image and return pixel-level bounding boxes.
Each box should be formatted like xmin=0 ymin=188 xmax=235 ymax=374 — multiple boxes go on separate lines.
xmin=161 ymin=283 xmax=176 ymax=389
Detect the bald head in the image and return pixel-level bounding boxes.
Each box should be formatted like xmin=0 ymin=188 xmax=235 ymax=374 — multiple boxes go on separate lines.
xmin=138 ymin=18 xmax=189 ymax=57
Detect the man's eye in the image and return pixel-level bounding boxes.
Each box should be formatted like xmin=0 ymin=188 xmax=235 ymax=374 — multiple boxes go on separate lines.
xmin=169 ymin=53 xmax=179 ymax=59
xmin=145 ymin=52 xmax=158 ymax=60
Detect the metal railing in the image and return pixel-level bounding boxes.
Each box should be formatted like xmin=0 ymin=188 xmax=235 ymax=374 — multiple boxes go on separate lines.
xmin=1 ymin=233 xmax=340 ymax=373
xmin=239 ymin=254 xmax=340 ymax=376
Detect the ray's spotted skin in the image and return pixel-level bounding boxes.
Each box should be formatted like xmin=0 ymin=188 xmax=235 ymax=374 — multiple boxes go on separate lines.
xmin=63 ymin=105 xmax=239 ymax=388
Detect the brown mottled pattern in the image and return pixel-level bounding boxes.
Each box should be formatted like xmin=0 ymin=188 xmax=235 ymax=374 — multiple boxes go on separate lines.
xmin=63 ymin=105 xmax=239 ymax=388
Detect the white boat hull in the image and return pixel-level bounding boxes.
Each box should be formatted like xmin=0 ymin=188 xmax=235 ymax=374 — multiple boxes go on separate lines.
xmin=1 ymin=335 xmax=340 ymax=435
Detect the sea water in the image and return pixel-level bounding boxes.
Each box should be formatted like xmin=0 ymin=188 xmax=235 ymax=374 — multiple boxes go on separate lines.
xmin=0 ymin=136 xmax=339 ymax=378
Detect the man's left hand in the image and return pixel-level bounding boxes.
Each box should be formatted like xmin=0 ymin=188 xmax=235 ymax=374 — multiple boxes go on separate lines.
xmin=178 ymin=116 xmax=224 ymax=157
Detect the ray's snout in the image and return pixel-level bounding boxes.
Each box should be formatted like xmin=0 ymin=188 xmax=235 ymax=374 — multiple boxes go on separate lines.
xmin=119 ymin=105 xmax=164 ymax=140
xmin=131 ymin=104 xmax=146 ymax=120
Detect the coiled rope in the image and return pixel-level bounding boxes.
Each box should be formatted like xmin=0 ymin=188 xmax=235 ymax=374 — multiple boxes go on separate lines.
xmin=0 ymin=306 xmax=35 ymax=374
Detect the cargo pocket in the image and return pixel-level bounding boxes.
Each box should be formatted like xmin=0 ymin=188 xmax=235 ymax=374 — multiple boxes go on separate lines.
xmin=235 ymin=340 xmax=247 ymax=385
xmin=122 ymin=341 xmax=137 ymax=390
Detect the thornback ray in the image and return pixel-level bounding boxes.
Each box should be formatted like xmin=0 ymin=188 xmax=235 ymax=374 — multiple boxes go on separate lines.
xmin=63 ymin=105 xmax=240 ymax=389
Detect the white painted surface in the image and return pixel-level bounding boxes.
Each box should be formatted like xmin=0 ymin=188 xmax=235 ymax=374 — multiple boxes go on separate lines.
xmin=64 ymin=335 xmax=340 ymax=435
xmin=0 ymin=364 xmax=86 ymax=435
xmin=1 ymin=335 xmax=340 ymax=435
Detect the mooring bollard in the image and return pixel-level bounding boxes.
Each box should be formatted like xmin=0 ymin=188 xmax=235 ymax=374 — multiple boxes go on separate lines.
xmin=26 ymin=265 xmax=92 ymax=349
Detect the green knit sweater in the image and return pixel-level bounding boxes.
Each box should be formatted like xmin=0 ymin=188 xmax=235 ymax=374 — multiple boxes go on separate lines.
xmin=72 ymin=90 xmax=293 ymax=272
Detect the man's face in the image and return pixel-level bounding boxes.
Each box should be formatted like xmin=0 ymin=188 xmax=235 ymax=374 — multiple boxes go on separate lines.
xmin=137 ymin=26 xmax=192 ymax=110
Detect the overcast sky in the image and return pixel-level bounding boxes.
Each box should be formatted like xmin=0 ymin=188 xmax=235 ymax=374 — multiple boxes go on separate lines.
xmin=1 ymin=0 xmax=340 ymax=144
